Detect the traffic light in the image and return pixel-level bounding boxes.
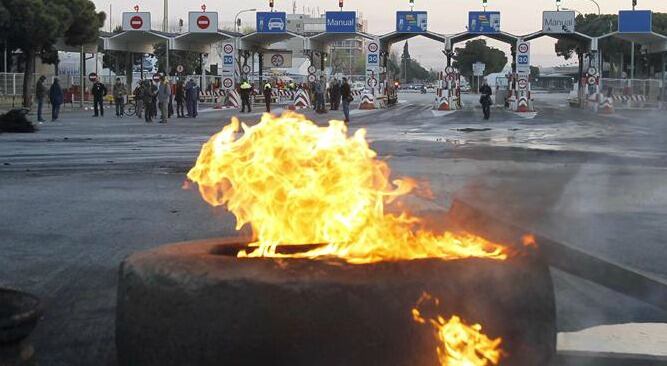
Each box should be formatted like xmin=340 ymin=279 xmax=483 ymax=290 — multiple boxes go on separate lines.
xmin=633 ymin=0 xmax=637 ymax=9
xmin=339 ymin=0 xmax=344 ymax=8
xmin=269 ymin=0 xmax=274 ymax=9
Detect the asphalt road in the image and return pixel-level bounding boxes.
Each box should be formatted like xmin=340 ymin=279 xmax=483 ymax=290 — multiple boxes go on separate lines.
xmin=1 ymin=92 xmax=666 ymax=365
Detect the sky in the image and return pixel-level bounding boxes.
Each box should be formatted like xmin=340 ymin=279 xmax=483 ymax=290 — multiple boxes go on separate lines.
xmin=92 ymin=0 xmax=667 ymax=69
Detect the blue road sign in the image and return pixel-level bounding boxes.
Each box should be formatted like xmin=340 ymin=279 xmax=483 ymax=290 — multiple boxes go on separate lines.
xmin=326 ymin=11 xmax=356 ymax=33
xmin=257 ymin=12 xmax=286 ymax=33
xmin=468 ymin=11 xmax=501 ymax=33
xmin=223 ymin=55 xmax=234 ymax=66
xmin=618 ymin=10 xmax=652 ymax=33
xmin=396 ymin=11 xmax=428 ymax=33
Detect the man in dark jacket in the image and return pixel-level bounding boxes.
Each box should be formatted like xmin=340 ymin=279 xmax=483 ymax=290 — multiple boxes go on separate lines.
xmin=91 ymin=80 xmax=107 ymax=117
xmin=329 ymin=79 xmax=341 ymax=111
xmin=142 ymin=80 xmax=155 ymax=123
xmin=35 ymin=76 xmax=47 ymax=122
xmin=175 ymin=81 xmax=185 ymax=118
xmin=341 ymin=77 xmax=352 ymax=123
xmin=49 ymin=78 xmax=64 ymax=121
xmin=479 ymin=79 xmax=493 ymax=120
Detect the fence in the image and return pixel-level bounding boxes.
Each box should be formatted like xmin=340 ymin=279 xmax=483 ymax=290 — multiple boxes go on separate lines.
xmin=600 ymin=78 xmax=665 ymax=107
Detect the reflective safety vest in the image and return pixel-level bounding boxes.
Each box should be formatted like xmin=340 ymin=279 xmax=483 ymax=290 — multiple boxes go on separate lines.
xmin=240 ymin=82 xmax=251 ymax=90
xmin=264 ymin=83 xmax=271 ymax=89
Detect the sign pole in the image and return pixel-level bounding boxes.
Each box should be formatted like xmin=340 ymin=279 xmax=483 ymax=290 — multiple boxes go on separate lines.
xmin=630 ymin=42 xmax=635 ymax=79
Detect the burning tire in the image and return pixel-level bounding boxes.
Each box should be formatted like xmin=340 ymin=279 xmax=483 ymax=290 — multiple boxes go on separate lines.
xmin=116 ymin=237 xmax=556 ymax=366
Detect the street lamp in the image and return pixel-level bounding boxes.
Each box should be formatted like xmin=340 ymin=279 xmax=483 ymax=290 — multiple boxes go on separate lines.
xmin=579 ymin=0 xmax=601 ymax=15
xmin=235 ymin=8 xmax=257 ymax=33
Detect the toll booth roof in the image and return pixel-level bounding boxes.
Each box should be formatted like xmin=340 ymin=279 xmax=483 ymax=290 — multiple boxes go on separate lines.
xmin=600 ymin=31 xmax=667 ymax=47
xmin=102 ymin=30 xmax=174 ymax=52
xmin=523 ymin=31 xmax=593 ymax=45
xmin=380 ymin=31 xmax=446 ymax=48
xmin=240 ymin=31 xmax=304 ymax=49
xmin=448 ymin=31 xmax=519 ymax=46
xmin=309 ymin=31 xmax=375 ymax=44
xmin=171 ymin=30 xmax=241 ymax=52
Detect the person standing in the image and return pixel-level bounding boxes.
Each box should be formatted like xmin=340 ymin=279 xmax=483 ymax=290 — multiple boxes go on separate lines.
xmin=48 ymin=78 xmax=64 ymax=122
xmin=157 ymin=77 xmax=172 ymax=123
xmin=329 ymin=78 xmax=341 ymax=111
xmin=185 ymin=79 xmax=199 ymax=118
xmin=240 ymin=80 xmax=252 ymax=113
xmin=133 ymin=82 xmax=145 ymax=119
xmin=113 ymin=78 xmax=127 ymax=117
xmin=263 ymin=81 xmax=272 ymax=113
xmin=35 ymin=76 xmax=47 ymax=122
xmin=175 ymin=80 xmax=185 ymax=118
xmin=479 ymin=78 xmax=493 ymax=120
xmin=142 ymin=80 xmax=155 ymax=123
xmin=341 ymin=77 xmax=352 ymax=123
xmin=315 ymin=76 xmax=327 ymax=113
xmin=91 ymin=80 xmax=107 ymax=117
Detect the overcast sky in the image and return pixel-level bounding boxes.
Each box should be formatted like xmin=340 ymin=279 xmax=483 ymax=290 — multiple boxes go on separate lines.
xmin=92 ymin=0 xmax=667 ymax=68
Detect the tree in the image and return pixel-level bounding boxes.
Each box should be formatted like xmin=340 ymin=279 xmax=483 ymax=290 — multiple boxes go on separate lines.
xmin=400 ymin=41 xmax=411 ymax=82
xmin=452 ymin=39 xmax=507 ymax=79
xmin=530 ymin=66 xmax=540 ymax=80
xmin=1 ymin=0 xmax=104 ymax=107
xmin=154 ymin=43 xmax=203 ymax=75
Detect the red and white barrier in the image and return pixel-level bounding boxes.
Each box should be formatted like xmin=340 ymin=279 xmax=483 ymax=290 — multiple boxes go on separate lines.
xmin=359 ymin=93 xmax=375 ymax=110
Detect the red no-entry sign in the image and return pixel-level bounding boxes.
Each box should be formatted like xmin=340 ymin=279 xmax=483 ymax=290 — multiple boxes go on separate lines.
xmin=88 ymin=72 xmax=98 ymax=82
xmin=197 ymin=15 xmax=210 ymax=29
xmin=130 ymin=15 xmax=143 ymax=30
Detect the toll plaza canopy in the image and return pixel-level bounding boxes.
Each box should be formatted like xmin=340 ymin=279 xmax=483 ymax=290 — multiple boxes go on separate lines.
xmin=598 ymin=31 xmax=667 ymax=54
xmin=379 ymin=31 xmax=446 ymax=50
xmin=522 ymin=31 xmax=594 ymax=51
xmin=239 ymin=31 xmax=305 ymax=51
xmin=171 ymin=30 xmax=242 ymax=53
xmin=447 ymin=30 xmax=519 ymax=49
xmin=306 ymin=31 xmax=375 ymax=51
xmin=102 ymin=30 xmax=173 ymax=53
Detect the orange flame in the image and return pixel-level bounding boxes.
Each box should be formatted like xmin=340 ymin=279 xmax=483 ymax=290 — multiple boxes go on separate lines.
xmin=412 ymin=293 xmax=503 ymax=366
xmin=187 ymin=113 xmax=508 ymax=263
xmin=521 ymin=234 xmax=537 ymax=248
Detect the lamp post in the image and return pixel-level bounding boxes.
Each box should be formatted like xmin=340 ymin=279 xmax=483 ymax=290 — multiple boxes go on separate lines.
xmin=235 ymin=9 xmax=257 ymax=33
xmin=580 ymin=0 xmax=600 ymax=15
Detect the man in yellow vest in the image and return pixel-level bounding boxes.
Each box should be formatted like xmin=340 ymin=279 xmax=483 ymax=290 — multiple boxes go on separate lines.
xmin=239 ymin=80 xmax=252 ymax=113
xmin=263 ymin=81 xmax=273 ymax=113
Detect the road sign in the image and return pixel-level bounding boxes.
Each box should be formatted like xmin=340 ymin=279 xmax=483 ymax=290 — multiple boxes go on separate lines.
xmin=517 ymin=78 xmax=528 ymax=90
xmin=468 ymin=11 xmax=501 ymax=33
xmin=367 ymin=78 xmax=378 ymax=88
xmin=396 ymin=11 xmax=428 ymax=33
xmin=263 ymin=52 xmax=292 ymax=68
xmin=445 ymin=66 xmax=455 ymax=75
xmin=445 ymin=74 xmax=455 ymax=82
xmin=257 ymin=12 xmax=286 ymax=33
xmin=587 ymin=76 xmax=597 ymax=85
xmin=176 ymin=65 xmax=184 ymax=73
xmin=472 ymin=62 xmax=485 ymax=76
xmin=587 ymin=67 xmax=598 ymax=76
xmin=367 ymin=42 xmax=378 ymax=53
xmin=188 ymin=12 xmax=218 ymax=33
xmin=326 ymin=11 xmax=356 ymax=33
xmin=152 ymin=73 xmax=162 ymax=82
xmin=308 ymin=74 xmax=317 ymax=83
xmin=542 ymin=11 xmax=575 ymax=33
xmin=222 ymin=77 xmax=234 ymax=89
xmin=222 ymin=42 xmax=236 ymax=82
xmin=242 ymin=65 xmax=251 ymax=74
xmin=307 ymin=65 xmax=317 ymax=74
xmin=271 ymin=54 xmax=284 ymax=67
xmin=88 ymin=73 xmax=98 ymax=82
xmin=122 ymin=12 xmax=150 ymax=31
xmin=619 ymin=10 xmax=652 ymax=33
xmin=516 ymin=41 xmax=531 ymax=74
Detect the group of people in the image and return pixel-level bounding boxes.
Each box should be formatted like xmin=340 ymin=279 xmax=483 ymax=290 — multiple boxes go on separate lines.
xmin=35 ymin=76 xmax=64 ymax=122
xmin=132 ymin=78 xmax=200 ymax=123
xmin=313 ymin=76 xmax=353 ymax=122
xmin=237 ymin=76 xmax=353 ymax=122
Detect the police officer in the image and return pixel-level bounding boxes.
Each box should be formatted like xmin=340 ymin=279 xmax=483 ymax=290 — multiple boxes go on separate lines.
xmin=91 ymin=80 xmax=107 ymax=117
xmin=263 ymin=81 xmax=272 ymax=113
xmin=240 ymin=80 xmax=252 ymax=113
